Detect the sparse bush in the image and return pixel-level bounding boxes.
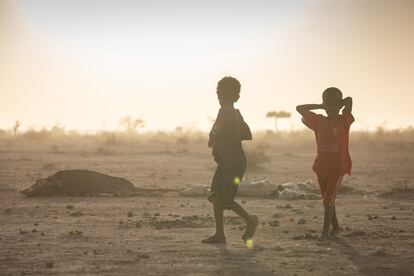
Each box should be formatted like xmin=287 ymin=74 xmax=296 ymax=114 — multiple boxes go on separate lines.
xmin=245 ymin=144 xmax=269 ymax=170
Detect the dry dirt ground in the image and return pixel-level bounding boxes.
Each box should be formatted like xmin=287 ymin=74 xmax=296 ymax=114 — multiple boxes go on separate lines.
xmin=1 ymin=139 xmax=413 ymax=275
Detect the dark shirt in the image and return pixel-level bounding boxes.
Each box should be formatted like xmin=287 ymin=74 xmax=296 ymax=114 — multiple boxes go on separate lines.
xmin=209 ymin=106 xmax=252 ymax=171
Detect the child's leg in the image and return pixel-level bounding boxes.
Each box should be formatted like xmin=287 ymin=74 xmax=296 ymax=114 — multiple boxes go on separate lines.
xmin=320 ymin=205 xmax=333 ymax=240
xmin=329 ymin=204 xmax=341 ymax=237
xmin=230 ymin=202 xmax=258 ymax=241
xmin=202 ymin=203 xmax=226 ymax=243
xmin=320 ymin=174 xmax=343 ymax=239
xmin=317 ymin=175 xmax=331 ymax=240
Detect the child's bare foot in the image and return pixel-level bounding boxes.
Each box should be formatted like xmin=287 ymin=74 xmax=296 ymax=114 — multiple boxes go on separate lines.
xmin=329 ymin=227 xmax=341 ymax=238
xmin=242 ymin=215 xmax=258 ymax=241
xmin=201 ymin=234 xmax=226 ymax=244
xmin=318 ymin=232 xmax=329 ymax=241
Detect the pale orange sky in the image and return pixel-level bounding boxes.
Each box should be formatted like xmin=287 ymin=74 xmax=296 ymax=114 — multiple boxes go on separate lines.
xmin=1 ymin=0 xmax=413 ymax=132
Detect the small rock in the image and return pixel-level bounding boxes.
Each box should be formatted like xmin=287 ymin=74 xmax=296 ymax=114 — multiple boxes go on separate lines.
xmin=292 ymin=234 xmax=304 ymax=240
xmin=283 ymin=230 xmax=289 ymax=233
xmin=66 ymin=205 xmax=74 ymax=210
xmin=367 ymin=214 xmax=378 ymax=220
xmin=391 ymin=216 xmax=397 ymax=220
xmin=297 ymin=218 xmax=306 ymax=224
xmin=46 ymin=261 xmax=54 ymax=268
xmin=31 ymin=229 xmax=37 ymax=233
xmin=241 ymin=200 xmax=247 ymax=204
xmin=19 ymin=230 xmax=28 ymax=235
xmin=127 ymin=211 xmax=133 ymax=218
xmin=70 ymin=210 xmax=83 ymax=217
xmin=269 ymin=220 xmax=280 ymax=227
xmin=41 ymin=232 xmax=45 ymax=236
xmin=154 ymin=213 xmax=160 ymax=217
xmin=5 ymin=208 xmax=12 ymax=214
xmin=135 ymin=222 xmax=142 ymax=228
xmin=139 ymin=253 xmax=150 ymax=258
xmin=305 ymin=233 xmax=316 ymax=239
xmin=34 ymin=223 xmax=39 ymax=226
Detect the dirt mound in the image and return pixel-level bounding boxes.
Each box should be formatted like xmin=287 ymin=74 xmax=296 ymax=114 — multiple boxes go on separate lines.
xmin=20 ymin=170 xmax=178 ymax=197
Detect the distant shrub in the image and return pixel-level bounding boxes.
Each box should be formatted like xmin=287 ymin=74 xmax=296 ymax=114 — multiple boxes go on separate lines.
xmin=245 ymin=144 xmax=269 ymax=170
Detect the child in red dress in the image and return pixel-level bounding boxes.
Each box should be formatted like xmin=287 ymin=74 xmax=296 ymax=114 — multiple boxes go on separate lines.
xmin=296 ymin=87 xmax=354 ymax=240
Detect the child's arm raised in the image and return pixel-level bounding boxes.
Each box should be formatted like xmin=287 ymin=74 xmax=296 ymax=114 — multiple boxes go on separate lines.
xmin=342 ymin=97 xmax=353 ymax=114
xmin=296 ymin=104 xmax=324 ymax=116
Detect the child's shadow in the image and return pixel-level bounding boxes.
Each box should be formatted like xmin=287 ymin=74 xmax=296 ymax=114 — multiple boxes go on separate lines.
xmin=207 ymin=243 xmax=275 ymax=276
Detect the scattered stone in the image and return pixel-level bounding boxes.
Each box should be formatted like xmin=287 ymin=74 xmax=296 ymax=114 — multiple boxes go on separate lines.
xmin=305 ymin=233 xmax=317 ymax=239
xmin=153 ymin=213 xmax=160 ymax=217
xmin=31 ymin=229 xmax=37 ymax=233
xmin=5 ymin=208 xmax=12 ymax=214
xmin=283 ymin=230 xmax=289 ymax=233
xmin=282 ymin=204 xmax=292 ymax=209
xmin=382 ymin=206 xmax=389 ymax=209
xmin=45 ymin=261 xmax=54 ymax=268
xmin=292 ymin=234 xmax=305 ymax=240
xmin=269 ymin=220 xmax=280 ymax=227
xmin=346 ymin=230 xmax=367 ymax=237
xmin=138 ymin=253 xmax=149 ymax=259
xmin=241 ymin=200 xmax=247 ymax=204
xmin=127 ymin=211 xmax=133 ymax=218
xmin=372 ymin=248 xmax=387 ymax=256
xmin=41 ymin=232 xmax=45 ymax=236
xmin=135 ymin=221 xmax=142 ymax=228
xmin=142 ymin=212 xmax=151 ymax=218
xmin=297 ymin=218 xmax=306 ymax=224
xmin=308 ymin=229 xmax=316 ymax=233
xmin=70 ymin=210 xmax=83 ymax=217
xmin=273 ymin=213 xmax=283 ymax=218
xmin=66 ymin=205 xmax=74 ymax=210
xmin=367 ymin=214 xmax=379 ymax=220
xmin=34 ymin=223 xmax=39 ymax=226
xmin=313 ymin=215 xmax=318 ymax=219
xmin=391 ymin=216 xmax=397 ymax=220
xmin=69 ymin=230 xmax=83 ymax=236
xmin=19 ymin=230 xmax=28 ymax=235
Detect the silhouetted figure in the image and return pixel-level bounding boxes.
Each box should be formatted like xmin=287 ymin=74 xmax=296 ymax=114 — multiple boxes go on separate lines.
xmin=202 ymin=76 xmax=258 ymax=244
xmin=296 ymin=87 xmax=354 ymax=240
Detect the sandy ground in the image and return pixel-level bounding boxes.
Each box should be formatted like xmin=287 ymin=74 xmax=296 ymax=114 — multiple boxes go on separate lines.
xmin=1 ymin=140 xmax=413 ymax=275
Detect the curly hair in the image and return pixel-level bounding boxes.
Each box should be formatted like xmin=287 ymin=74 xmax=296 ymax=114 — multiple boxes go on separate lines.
xmin=217 ymin=76 xmax=241 ymax=103
xmin=322 ymin=87 xmax=342 ymax=103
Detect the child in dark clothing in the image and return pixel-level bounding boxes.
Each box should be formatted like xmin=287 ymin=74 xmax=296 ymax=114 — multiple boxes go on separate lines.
xmin=202 ymin=76 xmax=258 ymax=244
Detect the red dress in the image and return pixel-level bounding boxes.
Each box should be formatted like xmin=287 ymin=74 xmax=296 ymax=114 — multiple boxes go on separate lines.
xmin=302 ymin=111 xmax=354 ymax=206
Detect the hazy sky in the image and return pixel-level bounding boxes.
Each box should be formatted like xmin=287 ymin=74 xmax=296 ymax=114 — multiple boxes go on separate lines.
xmin=1 ymin=0 xmax=413 ymax=131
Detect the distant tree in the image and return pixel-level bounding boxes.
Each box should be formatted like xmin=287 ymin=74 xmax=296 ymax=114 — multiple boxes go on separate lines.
xmin=266 ymin=111 xmax=291 ymax=132
xmin=119 ymin=116 xmax=145 ymax=135
xmin=13 ymin=120 xmax=21 ymax=136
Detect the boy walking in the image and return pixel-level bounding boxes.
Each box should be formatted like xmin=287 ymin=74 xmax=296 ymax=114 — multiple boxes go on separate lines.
xmin=296 ymin=87 xmax=354 ymax=240
xmin=202 ymin=76 xmax=258 ymax=244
